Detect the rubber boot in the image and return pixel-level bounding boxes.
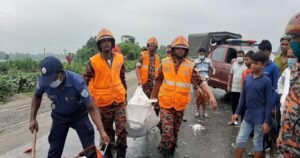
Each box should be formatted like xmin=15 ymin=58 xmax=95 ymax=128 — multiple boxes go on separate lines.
xmin=101 ymin=144 xmax=113 ymax=158
xmin=158 ymin=147 xmax=172 ymax=158
xmin=116 ymin=144 xmax=127 ymax=158
xmin=254 ymin=151 xmax=265 ymax=158
xmin=235 ymin=148 xmax=244 ymax=158
xmin=170 ymin=145 xmax=176 ymax=157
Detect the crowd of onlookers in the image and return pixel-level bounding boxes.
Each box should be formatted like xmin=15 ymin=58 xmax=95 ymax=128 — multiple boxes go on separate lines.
xmin=222 ymin=35 xmax=299 ymax=158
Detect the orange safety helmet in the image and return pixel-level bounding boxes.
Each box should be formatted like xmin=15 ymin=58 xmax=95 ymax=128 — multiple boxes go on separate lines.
xmin=285 ymin=12 xmax=300 ymax=36
xmin=171 ymin=35 xmax=189 ymax=50
xmin=96 ymin=28 xmax=115 ymax=50
xmin=147 ymin=37 xmax=158 ymax=47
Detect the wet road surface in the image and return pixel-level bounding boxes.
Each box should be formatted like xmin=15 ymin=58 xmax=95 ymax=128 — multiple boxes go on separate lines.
xmin=0 ymin=72 xmax=282 ymax=158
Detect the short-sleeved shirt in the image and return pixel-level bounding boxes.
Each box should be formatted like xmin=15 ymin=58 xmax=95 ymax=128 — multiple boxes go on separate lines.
xmin=35 ymin=70 xmax=92 ymax=116
xmin=194 ymin=57 xmax=213 ymax=80
xmin=230 ymin=62 xmax=247 ymax=92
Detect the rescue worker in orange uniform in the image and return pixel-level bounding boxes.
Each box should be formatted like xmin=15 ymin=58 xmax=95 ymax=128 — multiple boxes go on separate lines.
xmin=166 ymin=45 xmax=172 ymax=57
xmin=151 ymin=35 xmax=218 ymax=157
xmin=277 ymin=12 xmax=300 ymax=158
xmin=84 ymin=28 xmax=127 ymax=158
xmin=136 ymin=37 xmax=161 ymax=114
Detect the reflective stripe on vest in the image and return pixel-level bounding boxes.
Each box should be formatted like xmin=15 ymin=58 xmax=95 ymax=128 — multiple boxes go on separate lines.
xmin=88 ymin=52 xmax=126 ymax=107
xmin=159 ymin=58 xmax=194 ymax=111
xmin=163 ymin=80 xmax=191 ymax=88
xmin=141 ymin=65 xmax=148 ymax=69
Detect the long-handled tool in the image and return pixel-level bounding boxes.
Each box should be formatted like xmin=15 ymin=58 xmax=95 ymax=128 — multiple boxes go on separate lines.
xmin=32 ymin=129 xmax=37 ymax=158
xmin=23 ymin=129 xmax=37 ymax=157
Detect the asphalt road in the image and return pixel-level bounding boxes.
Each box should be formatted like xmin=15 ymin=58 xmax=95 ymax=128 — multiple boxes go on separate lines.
xmin=0 ymin=71 xmax=281 ymax=158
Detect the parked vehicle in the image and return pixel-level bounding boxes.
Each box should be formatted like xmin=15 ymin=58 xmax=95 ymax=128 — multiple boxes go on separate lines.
xmin=188 ymin=32 xmax=257 ymax=92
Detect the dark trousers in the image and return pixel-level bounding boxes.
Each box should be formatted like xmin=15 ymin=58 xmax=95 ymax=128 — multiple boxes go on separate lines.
xmin=48 ymin=113 xmax=95 ymax=158
xmin=231 ymin=92 xmax=244 ymax=121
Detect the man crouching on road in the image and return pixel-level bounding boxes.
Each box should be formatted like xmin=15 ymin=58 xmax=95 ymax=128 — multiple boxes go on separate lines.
xmin=151 ymin=35 xmax=217 ymax=158
xmin=29 ymin=56 xmax=109 ymax=158
xmin=84 ymin=28 xmax=128 ymax=158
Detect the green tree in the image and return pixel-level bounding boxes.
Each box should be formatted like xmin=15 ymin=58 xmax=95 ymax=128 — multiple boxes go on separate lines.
xmin=157 ymin=45 xmax=167 ymax=58
xmin=119 ymin=42 xmax=141 ymax=60
xmin=121 ymin=35 xmax=135 ymax=44
xmin=74 ymin=36 xmax=97 ymax=63
xmin=73 ymin=35 xmax=142 ymax=73
xmin=4 ymin=54 xmax=9 ymax=60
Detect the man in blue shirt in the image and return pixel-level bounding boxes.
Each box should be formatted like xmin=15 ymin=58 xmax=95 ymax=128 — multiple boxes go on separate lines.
xmin=258 ymin=40 xmax=280 ymax=109
xmin=232 ymin=51 xmax=272 ymax=158
xmin=258 ymin=40 xmax=281 ymax=154
xmin=29 ymin=56 xmax=109 ymax=158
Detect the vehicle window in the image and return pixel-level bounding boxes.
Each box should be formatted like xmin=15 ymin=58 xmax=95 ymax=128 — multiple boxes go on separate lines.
xmin=241 ymin=47 xmax=258 ymax=54
xmin=212 ymin=47 xmax=226 ymax=62
xmin=226 ymin=48 xmax=237 ymax=64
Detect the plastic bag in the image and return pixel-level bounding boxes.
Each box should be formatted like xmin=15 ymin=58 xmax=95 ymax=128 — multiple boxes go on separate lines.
xmin=126 ymin=86 xmax=159 ymax=138
xmin=190 ymin=124 xmax=205 ymax=136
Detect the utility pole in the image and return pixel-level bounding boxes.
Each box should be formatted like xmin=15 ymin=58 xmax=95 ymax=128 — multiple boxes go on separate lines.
xmin=43 ymin=47 xmax=46 ymax=58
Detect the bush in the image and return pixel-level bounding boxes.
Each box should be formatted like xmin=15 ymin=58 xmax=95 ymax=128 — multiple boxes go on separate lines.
xmin=0 ymin=61 xmax=10 ymax=72
xmin=0 ymin=70 xmax=39 ymax=102
xmin=0 ymin=58 xmax=39 ymax=73
xmin=63 ymin=62 xmax=85 ymax=74
xmin=125 ymin=60 xmax=137 ymax=72
xmin=13 ymin=58 xmax=39 ymax=70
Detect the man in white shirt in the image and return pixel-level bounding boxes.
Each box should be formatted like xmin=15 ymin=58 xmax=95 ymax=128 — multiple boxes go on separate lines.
xmin=227 ymin=50 xmax=247 ymax=125
xmin=277 ymin=49 xmax=296 ymax=113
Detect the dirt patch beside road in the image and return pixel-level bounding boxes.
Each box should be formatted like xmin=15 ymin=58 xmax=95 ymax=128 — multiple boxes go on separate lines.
xmin=0 ymin=71 xmax=137 ymax=156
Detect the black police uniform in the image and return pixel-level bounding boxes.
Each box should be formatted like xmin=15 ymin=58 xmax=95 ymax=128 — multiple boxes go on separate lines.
xmin=36 ymin=70 xmax=95 ymax=158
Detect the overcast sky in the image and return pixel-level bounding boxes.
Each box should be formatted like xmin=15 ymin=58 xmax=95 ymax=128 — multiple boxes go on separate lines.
xmin=0 ymin=0 xmax=299 ymax=54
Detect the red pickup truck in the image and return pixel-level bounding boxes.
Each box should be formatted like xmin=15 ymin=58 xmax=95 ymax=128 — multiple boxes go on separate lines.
xmin=188 ymin=32 xmax=257 ymax=92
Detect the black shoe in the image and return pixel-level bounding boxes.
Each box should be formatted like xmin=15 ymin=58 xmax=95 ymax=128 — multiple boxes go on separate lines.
xmin=182 ymin=116 xmax=187 ymax=122
xmin=158 ymin=147 xmax=172 ymax=158
xmin=170 ymin=145 xmax=176 ymax=157
xmin=116 ymin=144 xmax=127 ymax=158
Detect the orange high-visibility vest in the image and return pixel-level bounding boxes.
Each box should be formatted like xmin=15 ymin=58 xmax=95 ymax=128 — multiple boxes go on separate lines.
xmin=88 ymin=52 xmax=126 ymax=107
xmin=139 ymin=51 xmax=161 ymax=84
xmin=159 ymin=57 xmax=194 ymax=111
